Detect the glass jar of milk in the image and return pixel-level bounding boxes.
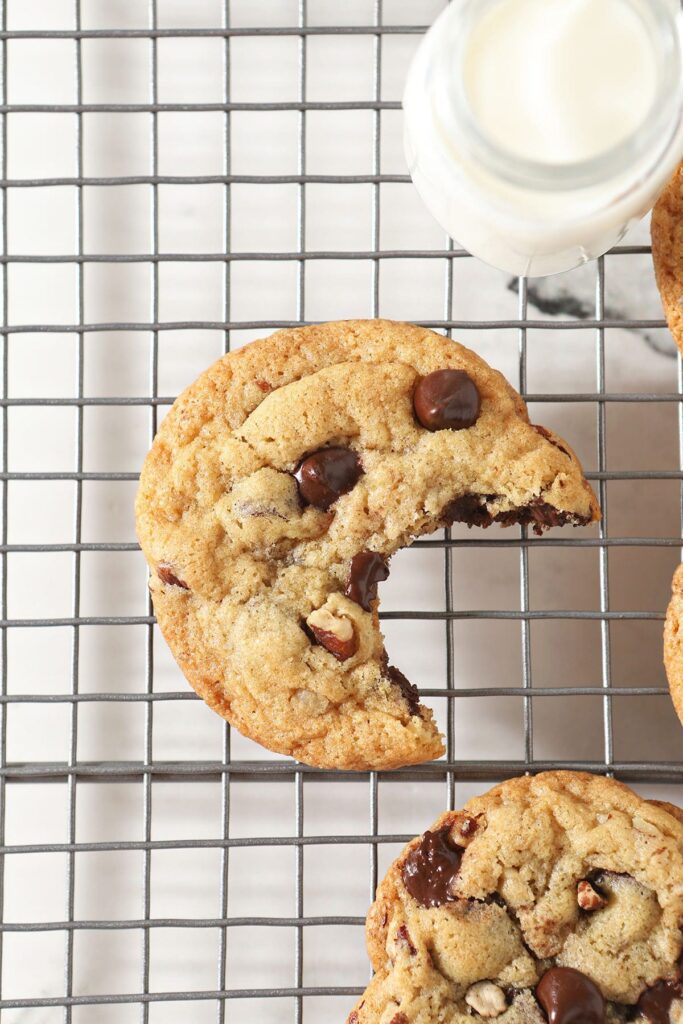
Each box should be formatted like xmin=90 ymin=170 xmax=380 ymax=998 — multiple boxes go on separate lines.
xmin=403 ymin=0 xmax=683 ymax=277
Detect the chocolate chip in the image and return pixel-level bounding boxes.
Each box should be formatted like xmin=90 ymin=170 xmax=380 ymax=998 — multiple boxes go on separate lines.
xmin=536 ymin=967 xmax=605 ymax=1024
xmin=295 ymin=447 xmax=363 ymax=511
xmin=345 ymin=551 xmax=389 ymax=610
xmin=638 ymin=979 xmax=683 ymax=1024
xmin=157 ymin=563 xmax=189 ymax=589
xmin=385 ymin=663 xmax=421 ymax=717
xmin=401 ymin=825 xmax=462 ymax=907
xmin=414 ymin=369 xmax=481 ymax=432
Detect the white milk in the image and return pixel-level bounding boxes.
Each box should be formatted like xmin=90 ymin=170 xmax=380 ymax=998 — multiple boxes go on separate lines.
xmin=403 ymin=0 xmax=683 ymax=277
xmin=463 ymin=0 xmax=658 ymax=165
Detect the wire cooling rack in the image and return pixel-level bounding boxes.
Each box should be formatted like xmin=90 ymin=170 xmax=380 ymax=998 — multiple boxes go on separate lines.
xmin=1 ymin=1 xmax=683 ymax=1022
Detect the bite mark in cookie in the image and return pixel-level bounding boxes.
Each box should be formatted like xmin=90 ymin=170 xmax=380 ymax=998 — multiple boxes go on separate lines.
xmin=383 ymin=663 xmax=422 ymax=719
xmin=136 ymin=320 xmax=600 ymax=770
xmin=444 ymin=493 xmax=591 ymax=536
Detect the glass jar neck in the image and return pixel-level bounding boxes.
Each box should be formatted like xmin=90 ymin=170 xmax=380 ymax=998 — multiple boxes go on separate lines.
xmin=428 ymin=0 xmax=683 ymax=193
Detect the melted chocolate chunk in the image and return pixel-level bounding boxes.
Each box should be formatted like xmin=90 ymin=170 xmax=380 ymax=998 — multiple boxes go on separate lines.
xmin=496 ymin=501 xmax=583 ymax=533
xmin=638 ymin=979 xmax=683 ymax=1024
xmin=444 ymin=493 xmax=498 ymax=528
xmin=295 ymin=447 xmax=363 ymax=511
xmin=485 ymin=891 xmax=508 ymax=908
xmin=157 ymin=563 xmax=189 ymax=589
xmin=345 ymin=551 xmax=389 ymax=610
xmin=385 ymin=663 xmax=422 ymax=717
xmin=401 ymin=826 xmax=462 ymax=907
xmin=443 ymin=494 xmax=590 ymax=537
xmin=536 ymin=967 xmax=605 ymax=1024
xmin=414 ymin=369 xmax=481 ymax=432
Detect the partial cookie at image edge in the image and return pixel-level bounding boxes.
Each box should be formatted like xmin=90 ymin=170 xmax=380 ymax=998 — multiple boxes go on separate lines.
xmin=347 ymin=770 xmax=683 ymax=1024
xmin=652 ymin=160 xmax=683 ymax=354
xmin=664 ymin=561 xmax=683 ymax=728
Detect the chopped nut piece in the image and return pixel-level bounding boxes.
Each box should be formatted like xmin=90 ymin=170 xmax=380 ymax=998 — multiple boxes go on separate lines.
xmin=465 ymin=981 xmax=507 ymax=1019
xmin=230 ymin=468 xmax=301 ymax=521
xmin=577 ymin=880 xmax=607 ymax=911
xmin=157 ymin=563 xmax=189 ymax=589
xmin=633 ymin=815 xmax=660 ymax=837
xmin=291 ymin=690 xmax=330 ymax=717
xmin=377 ymin=1008 xmax=404 ymax=1024
xmin=396 ymin=924 xmax=416 ymax=955
xmin=307 ymin=605 xmax=357 ymax=661
xmin=452 ymin=814 xmax=480 ymax=845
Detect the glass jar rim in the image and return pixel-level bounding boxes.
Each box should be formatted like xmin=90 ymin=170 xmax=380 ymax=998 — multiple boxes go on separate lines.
xmin=431 ymin=0 xmax=683 ymax=193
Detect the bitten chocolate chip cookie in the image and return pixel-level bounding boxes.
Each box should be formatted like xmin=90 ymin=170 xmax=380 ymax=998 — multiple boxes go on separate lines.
xmin=135 ymin=320 xmax=599 ymax=770
xmin=652 ymin=161 xmax=683 ymax=354
xmin=346 ymin=771 xmax=683 ymax=1024
xmin=664 ymin=564 xmax=683 ymax=728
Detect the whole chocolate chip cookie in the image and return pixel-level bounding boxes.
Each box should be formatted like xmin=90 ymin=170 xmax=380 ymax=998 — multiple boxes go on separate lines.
xmin=664 ymin=563 xmax=683 ymax=728
xmin=135 ymin=320 xmax=600 ymax=770
xmin=652 ymin=161 xmax=683 ymax=354
xmin=346 ymin=771 xmax=683 ymax=1024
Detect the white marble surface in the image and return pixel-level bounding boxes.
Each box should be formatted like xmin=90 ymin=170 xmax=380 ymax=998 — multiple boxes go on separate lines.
xmin=4 ymin=1 xmax=682 ymax=1021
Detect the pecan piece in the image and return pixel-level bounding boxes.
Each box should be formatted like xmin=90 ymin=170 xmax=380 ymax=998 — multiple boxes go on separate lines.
xmin=306 ymin=606 xmax=357 ymax=662
xmin=577 ymin=880 xmax=607 ymax=911
xmin=157 ymin=563 xmax=189 ymax=589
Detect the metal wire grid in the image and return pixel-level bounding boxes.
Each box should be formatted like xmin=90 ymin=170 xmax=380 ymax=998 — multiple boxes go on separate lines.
xmin=0 ymin=1 xmax=681 ymax=1020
